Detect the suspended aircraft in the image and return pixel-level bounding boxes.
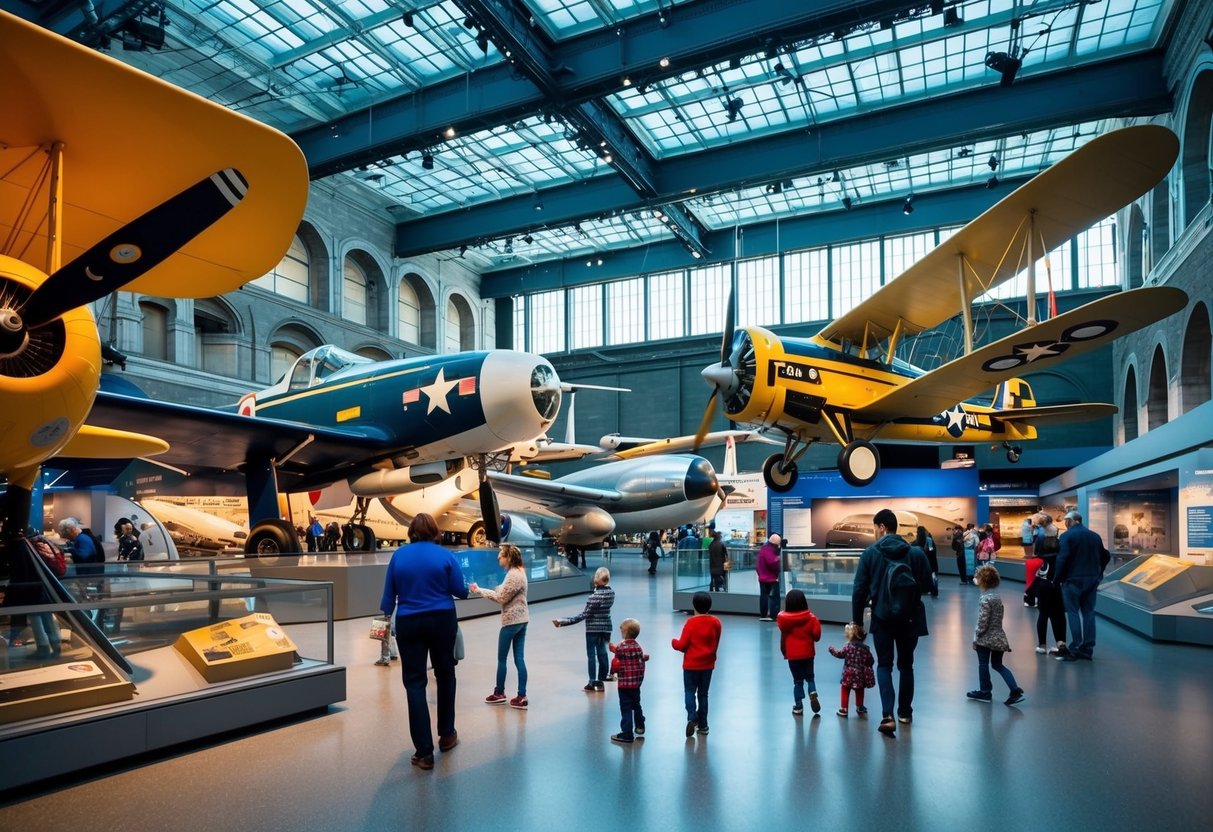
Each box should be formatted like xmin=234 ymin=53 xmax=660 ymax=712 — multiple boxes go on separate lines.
xmin=694 ymin=125 xmax=1189 ymax=491
xmin=0 ymin=10 xmax=308 ymax=557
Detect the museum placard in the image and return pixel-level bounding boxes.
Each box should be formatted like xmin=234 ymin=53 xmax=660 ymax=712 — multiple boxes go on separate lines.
xmin=174 ymin=613 xmax=298 ymax=683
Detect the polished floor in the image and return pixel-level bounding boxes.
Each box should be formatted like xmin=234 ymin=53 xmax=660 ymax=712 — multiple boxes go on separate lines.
xmin=2 ymin=552 xmax=1211 ymax=831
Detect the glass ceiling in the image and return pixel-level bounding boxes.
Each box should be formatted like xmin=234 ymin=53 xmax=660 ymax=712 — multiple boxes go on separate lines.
xmin=73 ymin=0 xmax=1171 ymax=269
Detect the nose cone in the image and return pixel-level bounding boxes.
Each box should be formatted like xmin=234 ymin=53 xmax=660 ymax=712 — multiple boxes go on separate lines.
xmin=480 ymin=351 xmax=562 ymax=444
xmin=684 ymin=456 xmax=720 ymax=501
xmin=701 ymin=362 xmax=736 ymax=395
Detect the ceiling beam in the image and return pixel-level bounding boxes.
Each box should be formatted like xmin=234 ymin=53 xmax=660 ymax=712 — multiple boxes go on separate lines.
xmin=395 ymin=52 xmax=1170 ymax=258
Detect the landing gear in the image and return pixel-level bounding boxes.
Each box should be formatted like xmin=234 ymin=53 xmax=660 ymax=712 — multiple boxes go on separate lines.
xmin=245 ymin=519 xmax=299 ymax=556
xmin=762 ymin=454 xmax=799 ymax=493
xmin=838 ymin=440 xmax=880 ymax=488
xmin=467 ymin=521 xmax=487 ymax=548
xmin=1004 ymin=442 xmax=1023 ymax=464
xmin=341 ymin=524 xmax=377 ymax=552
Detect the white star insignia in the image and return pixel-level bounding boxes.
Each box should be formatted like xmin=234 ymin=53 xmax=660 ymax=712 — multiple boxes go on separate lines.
xmin=946 ymin=406 xmax=966 ymax=433
xmin=1015 ymin=342 xmax=1062 ymax=363
xmin=420 ymin=368 xmax=458 ymax=414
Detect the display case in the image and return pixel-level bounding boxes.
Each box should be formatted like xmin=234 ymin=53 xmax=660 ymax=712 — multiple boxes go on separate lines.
xmin=0 ymin=559 xmax=344 ymax=791
xmin=1095 ymin=554 xmax=1213 ymax=646
xmin=673 ymin=545 xmax=861 ymax=621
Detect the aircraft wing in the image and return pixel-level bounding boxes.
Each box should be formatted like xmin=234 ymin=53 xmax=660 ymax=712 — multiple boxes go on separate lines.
xmin=598 ymin=430 xmax=780 ymax=460
xmin=853 ymin=286 xmax=1188 ymax=422
xmin=80 ymin=391 xmax=391 ymax=491
xmin=817 ymin=126 xmax=1179 ymax=345
xmin=526 ymin=437 xmax=610 ymax=463
xmin=486 ymin=471 xmax=624 ymax=509
xmin=991 ymin=403 xmax=1118 ymax=426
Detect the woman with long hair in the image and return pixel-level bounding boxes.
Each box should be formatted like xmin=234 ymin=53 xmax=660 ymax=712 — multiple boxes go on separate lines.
xmin=470 ymin=544 xmax=530 ymax=709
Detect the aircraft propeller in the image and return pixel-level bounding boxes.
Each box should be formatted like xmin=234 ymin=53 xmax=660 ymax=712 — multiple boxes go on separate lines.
xmin=0 ymin=169 xmax=248 ymax=365
xmin=693 ymin=283 xmax=738 ymax=450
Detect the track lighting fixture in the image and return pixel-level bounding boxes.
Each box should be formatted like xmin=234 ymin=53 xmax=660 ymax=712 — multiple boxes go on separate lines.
xmin=987 ymin=175 xmax=999 ymax=189
xmin=726 ymin=97 xmax=744 ymax=123
xmin=902 ymin=195 xmax=914 ymax=215
xmin=988 ymin=155 xmax=999 ymax=170
xmin=421 ymin=152 xmax=434 ymax=170
xmin=842 ymin=196 xmax=853 ymax=211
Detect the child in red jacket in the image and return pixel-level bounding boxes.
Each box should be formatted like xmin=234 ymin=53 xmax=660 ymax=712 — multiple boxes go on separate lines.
xmin=672 ymin=591 xmax=722 ymax=737
xmin=776 ymin=589 xmax=822 ymax=716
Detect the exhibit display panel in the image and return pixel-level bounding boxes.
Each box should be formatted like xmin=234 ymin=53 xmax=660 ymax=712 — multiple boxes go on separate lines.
xmin=673 ymin=546 xmax=860 ymax=621
xmin=0 ymin=569 xmax=344 ymax=791
xmin=1095 ymin=554 xmax=1213 ymax=646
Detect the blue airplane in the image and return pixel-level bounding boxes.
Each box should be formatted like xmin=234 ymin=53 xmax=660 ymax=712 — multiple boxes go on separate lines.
xmin=85 ymin=344 xmax=563 ymax=553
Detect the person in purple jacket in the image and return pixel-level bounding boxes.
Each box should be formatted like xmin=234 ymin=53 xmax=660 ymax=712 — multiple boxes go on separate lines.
xmin=757 ymin=534 xmax=783 ymax=621
xmin=380 ymin=512 xmax=469 ymax=772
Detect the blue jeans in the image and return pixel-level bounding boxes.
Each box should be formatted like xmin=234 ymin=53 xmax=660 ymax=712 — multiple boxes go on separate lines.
xmin=873 ymin=628 xmax=919 ymax=719
xmin=396 ymin=608 xmax=458 ymax=757
xmin=1062 ymin=576 xmax=1100 ymax=658
xmin=788 ymin=657 xmax=816 ymax=706
xmin=586 ymin=632 xmax=609 ymax=683
xmin=976 ymin=646 xmax=1019 ymax=692
xmin=619 ymin=687 xmax=644 ymax=739
xmin=758 ymin=581 xmax=780 ymax=618
xmin=495 ymin=622 xmax=528 ymax=696
xmin=683 ymin=668 xmax=713 ymax=729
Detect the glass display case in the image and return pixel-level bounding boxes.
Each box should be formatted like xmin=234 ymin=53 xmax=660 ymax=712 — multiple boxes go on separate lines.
xmin=1095 ymin=554 xmax=1213 ymax=646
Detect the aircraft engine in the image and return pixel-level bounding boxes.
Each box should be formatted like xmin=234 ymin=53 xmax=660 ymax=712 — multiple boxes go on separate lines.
xmin=719 ymin=327 xmax=777 ymax=425
xmin=555 ymin=506 xmax=616 ymax=547
xmin=0 ymin=257 xmax=101 ymax=470
xmin=348 ymin=457 xmax=468 ymax=497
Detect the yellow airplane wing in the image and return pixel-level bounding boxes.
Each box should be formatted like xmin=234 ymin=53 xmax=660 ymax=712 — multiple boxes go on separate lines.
xmin=817 ymin=125 xmax=1179 ymax=346
xmin=990 ymin=403 xmax=1118 ymax=425
xmin=853 ymin=286 xmax=1187 ymax=421
xmin=0 ymin=11 xmax=307 ymax=294
xmin=58 ymin=424 xmax=169 ymax=459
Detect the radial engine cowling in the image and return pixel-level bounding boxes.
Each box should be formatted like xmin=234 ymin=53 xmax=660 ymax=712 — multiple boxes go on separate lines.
xmin=555 ymin=506 xmax=617 ymax=547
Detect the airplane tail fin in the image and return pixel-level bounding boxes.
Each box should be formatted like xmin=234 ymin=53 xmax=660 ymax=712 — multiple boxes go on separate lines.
xmin=993 ymin=378 xmax=1036 ymax=411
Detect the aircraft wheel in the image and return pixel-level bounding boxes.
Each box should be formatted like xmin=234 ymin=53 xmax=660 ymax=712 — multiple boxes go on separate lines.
xmin=342 ymin=524 xmax=378 ymax=552
xmin=1006 ymin=446 xmax=1022 ymax=464
xmin=762 ymin=454 xmax=799 ymax=493
xmin=245 ymin=519 xmax=299 ymax=557
xmin=467 ymin=522 xmax=487 ymax=548
xmin=838 ymin=440 xmax=880 ymax=487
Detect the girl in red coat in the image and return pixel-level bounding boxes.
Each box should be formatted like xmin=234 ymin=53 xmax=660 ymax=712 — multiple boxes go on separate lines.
xmin=829 ymin=623 xmax=876 ymax=717
xmin=776 ymin=589 xmax=823 ymax=716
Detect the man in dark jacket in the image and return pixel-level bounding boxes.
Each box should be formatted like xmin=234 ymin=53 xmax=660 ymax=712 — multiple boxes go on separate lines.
xmin=851 ymin=509 xmax=932 ymax=737
xmin=1054 ymin=510 xmax=1109 ymax=661
xmin=708 ymin=529 xmax=728 ymax=591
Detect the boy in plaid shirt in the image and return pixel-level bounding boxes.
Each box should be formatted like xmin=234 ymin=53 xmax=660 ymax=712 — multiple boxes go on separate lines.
xmin=608 ymin=618 xmax=649 ymax=744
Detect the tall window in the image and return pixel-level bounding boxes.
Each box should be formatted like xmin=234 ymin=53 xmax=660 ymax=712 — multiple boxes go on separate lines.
xmin=738 ymin=256 xmax=779 ymax=327
xmin=785 ymin=248 xmax=829 ymax=324
xmin=1122 ymin=365 xmax=1138 ymax=443
xmin=271 ymin=344 xmax=302 ymax=383
xmin=513 ymin=296 xmax=527 ymax=351
xmin=606 ymin=278 xmax=644 ymax=345
xmin=530 ymin=290 xmax=565 ymax=354
xmin=139 ymin=302 xmax=167 ymax=361
xmin=253 ymin=235 xmax=309 ymax=303
xmin=883 ymin=231 xmax=934 ymax=282
xmin=831 ymin=240 xmax=880 ymax=318
xmin=1147 ymin=345 xmax=1168 ymax=431
xmin=343 ymin=258 xmax=367 ymax=326
xmin=1075 ymin=216 xmax=1118 ymax=289
xmin=689 ymin=264 xmax=729 ymax=336
xmin=569 ymin=285 xmax=604 ymax=350
xmin=398 ymin=280 xmax=420 ymax=344
xmin=445 ymin=296 xmax=474 ymax=353
xmin=648 ymin=271 xmax=684 ymax=340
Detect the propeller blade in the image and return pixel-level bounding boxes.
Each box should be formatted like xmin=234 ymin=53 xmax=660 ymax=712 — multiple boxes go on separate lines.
xmin=478 ymin=478 xmax=501 ymax=546
xmin=692 ymin=390 xmax=719 ymax=452
xmin=21 ymin=169 xmax=249 ymax=329
xmin=720 ymin=280 xmax=736 ymax=366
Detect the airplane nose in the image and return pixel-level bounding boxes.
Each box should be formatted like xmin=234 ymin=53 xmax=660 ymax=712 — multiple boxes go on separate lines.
xmin=684 ymin=457 xmax=720 ymax=501
xmin=480 ymin=351 xmax=562 ymax=443
xmin=701 ymin=362 xmax=736 ymax=395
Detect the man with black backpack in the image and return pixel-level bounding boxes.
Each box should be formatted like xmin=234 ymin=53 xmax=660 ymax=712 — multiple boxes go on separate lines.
xmin=850 ymin=508 xmax=932 ymax=738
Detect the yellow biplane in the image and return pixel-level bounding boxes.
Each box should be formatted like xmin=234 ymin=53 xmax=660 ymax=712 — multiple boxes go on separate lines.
xmin=695 ymin=124 xmax=1188 ymax=491
xmin=0 ymin=11 xmax=307 ymax=545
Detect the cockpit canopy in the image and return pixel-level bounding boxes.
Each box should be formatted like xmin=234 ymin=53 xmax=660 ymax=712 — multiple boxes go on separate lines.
xmin=285 ymin=345 xmax=374 ymax=391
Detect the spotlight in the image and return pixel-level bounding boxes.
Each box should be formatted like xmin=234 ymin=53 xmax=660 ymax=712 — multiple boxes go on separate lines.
xmin=458 ymin=245 xmax=467 ymax=256
xmin=902 ymin=195 xmax=914 ymax=215
xmin=596 ymin=257 xmax=604 ymax=266
xmin=765 ymin=182 xmax=783 ymax=195
xmin=658 ymin=13 xmax=669 ymax=28
xmin=944 ymin=7 xmax=963 ymax=27
xmin=659 ymin=57 xmax=670 ymax=68
xmin=463 ymin=15 xmax=476 ymax=29
xmin=988 ymin=155 xmax=999 ymax=171
xmin=476 ymin=30 xmax=489 ymax=53
xmin=402 ymin=12 xmax=414 ymax=27
xmin=421 ymin=152 xmax=434 ymax=170
xmin=523 ymin=235 xmax=534 ymax=244
xmin=842 ymin=196 xmax=853 ymax=211
xmin=987 ymin=175 xmax=999 ymax=189
xmin=984 ymin=51 xmax=1022 ymax=87
xmin=533 ymin=197 xmax=544 ymax=211
xmin=444 ymin=126 xmax=456 ymax=138
xmin=690 ymin=249 xmax=703 ymax=259
xmin=729 ymin=56 xmax=742 ymax=70
xmin=726 ymin=97 xmax=744 ymax=123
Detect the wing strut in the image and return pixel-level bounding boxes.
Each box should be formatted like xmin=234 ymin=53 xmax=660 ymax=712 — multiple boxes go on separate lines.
xmin=958 ymin=253 xmax=974 ymax=355
xmin=1026 ymin=211 xmax=1037 ymax=326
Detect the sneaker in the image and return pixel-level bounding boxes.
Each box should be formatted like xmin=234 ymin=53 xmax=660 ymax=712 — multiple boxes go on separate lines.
xmin=605 ymin=673 xmax=618 ymax=682
xmin=1005 ymin=688 xmax=1026 ymax=706
xmin=594 ymin=682 xmax=606 ymax=691
xmin=758 ymin=616 xmax=773 ymax=622
xmin=792 ymin=704 xmax=804 ymax=716
xmin=836 ymin=708 xmax=848 ymax=718
xmin=809 ymin=692 xmax=821 ymax=714
xmin=509 ymin=696 xmax=528 ymax=709
xmin=685 ymin=720 xmax=697 ymax=738
xmin=1035 ymin=646 xmax=1047 ymax=654
xmin=635 ymin=723 xmax=645 ymax=736
xmin=966 ymin=690 xmax=993 ymax=702
xmin=374 ymin=658 xmax=391 ymax=666
xmin=697 ymin=726 xmax=709 ymax=735
xmin=878 ymin=718 xmax=896 ymax=736
xmin=897 ymin=715 xmax=912 ymax=725
xmin=610 ymin=733 xmax=634 ymax=744
xmin=1055 ymin=653 xmax=1078 ymax=662
xmin=584 ymin=683 xmax=598 ymax=692
xmin=485 ymin=692 xmax=507 ymax=704
xmin=856 ymin=706 xmax=869 ymax=716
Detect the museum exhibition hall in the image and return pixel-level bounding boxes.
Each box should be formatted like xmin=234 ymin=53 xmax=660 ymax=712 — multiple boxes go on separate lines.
xmin=1 ymin=1 xmax=1211 ymax=829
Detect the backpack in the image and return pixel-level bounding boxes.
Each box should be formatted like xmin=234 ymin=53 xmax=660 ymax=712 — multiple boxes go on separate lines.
xmin=873 ymin=554 xmax=920 ymax=622
xmin=81 ymin=527 xmax=107 ymax=562
xmin=1039 ymin=533 xmax=1059 ymax=555
xmin=977 ymin=536 xmax=995 ymax=561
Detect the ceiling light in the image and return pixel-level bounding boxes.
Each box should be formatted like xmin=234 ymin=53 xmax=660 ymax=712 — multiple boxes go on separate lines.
xmin=523 ymin=235 xmax=534 ymax=244
xmin=444 ymin=126 xmax=456 ymax=138
xmin=622 ymin=76 xmax=631 ymax=86
xmin=988 ymin=155 xmax=999 ymax=170
xmin=586 ymin=260 xmax=593 ymax=267
xmin=421 ymin=152 xmax=434 ymax=170
xmin=690 ymin=249 xmax=703 ymax=259
xmin=984 ymin=51 xmax=1022 ymax=87
xmin=726 ymin=97 xmax=744 ymax=123
xmin=596 ymin=258 xmax=604 ymax=266
xmin=476 ymin=31 xmax=489 ymax=53
xmin=659 ymin=57 xmax=670 ymax=69
xmin=402 ymin=12 xmax=414 ymax=27
xmin=658 ymin=12 xmax=669 ymax=28
xmin=533 ymin=196 xmax=544 ymax=211
xmin=902 ymin=195 xmax=915 ymax=215
xmin=987 ymin=175 xmax=999 ymax=189
xmin=463 ymin=16 xmax=476 ymax=29
xmin=765 ymin=182 xmax=783 ymax=195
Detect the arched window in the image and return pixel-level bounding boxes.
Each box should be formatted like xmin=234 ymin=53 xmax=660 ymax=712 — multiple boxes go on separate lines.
xmin=399 ymin=280 xmax=420 ymax=344
xmin=343 ymin=257 xmax=368 ymax=326
xmin=1126 ymin=205 xmax=1144 ymax=289
xmin=445 ymin=294 xmax=474 ymax=353
xmin=1181 ymin=72 xmax=1213 ymax=228
xmin=253 ymin=235 xmax=309 ymax=303
xmin=139 ymin=301 xmax=168 ymax=361
xmin=1181 ymin=303 xmax=1211 ymax=414
xmin=1122 ymin=365 xmax=1138 ymax=444
xmin=193 ymin=297 xmax=239 ymax=376
xmin=1150 ymin=180 xmax=1170 ymax=270
xmin=271 ymin=344 xmax=302 ymax=384
xmin=356 ymin=346 xmax=392 ymax=361
xmin=1147 ymin=346 xmax=1168 ymax=431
